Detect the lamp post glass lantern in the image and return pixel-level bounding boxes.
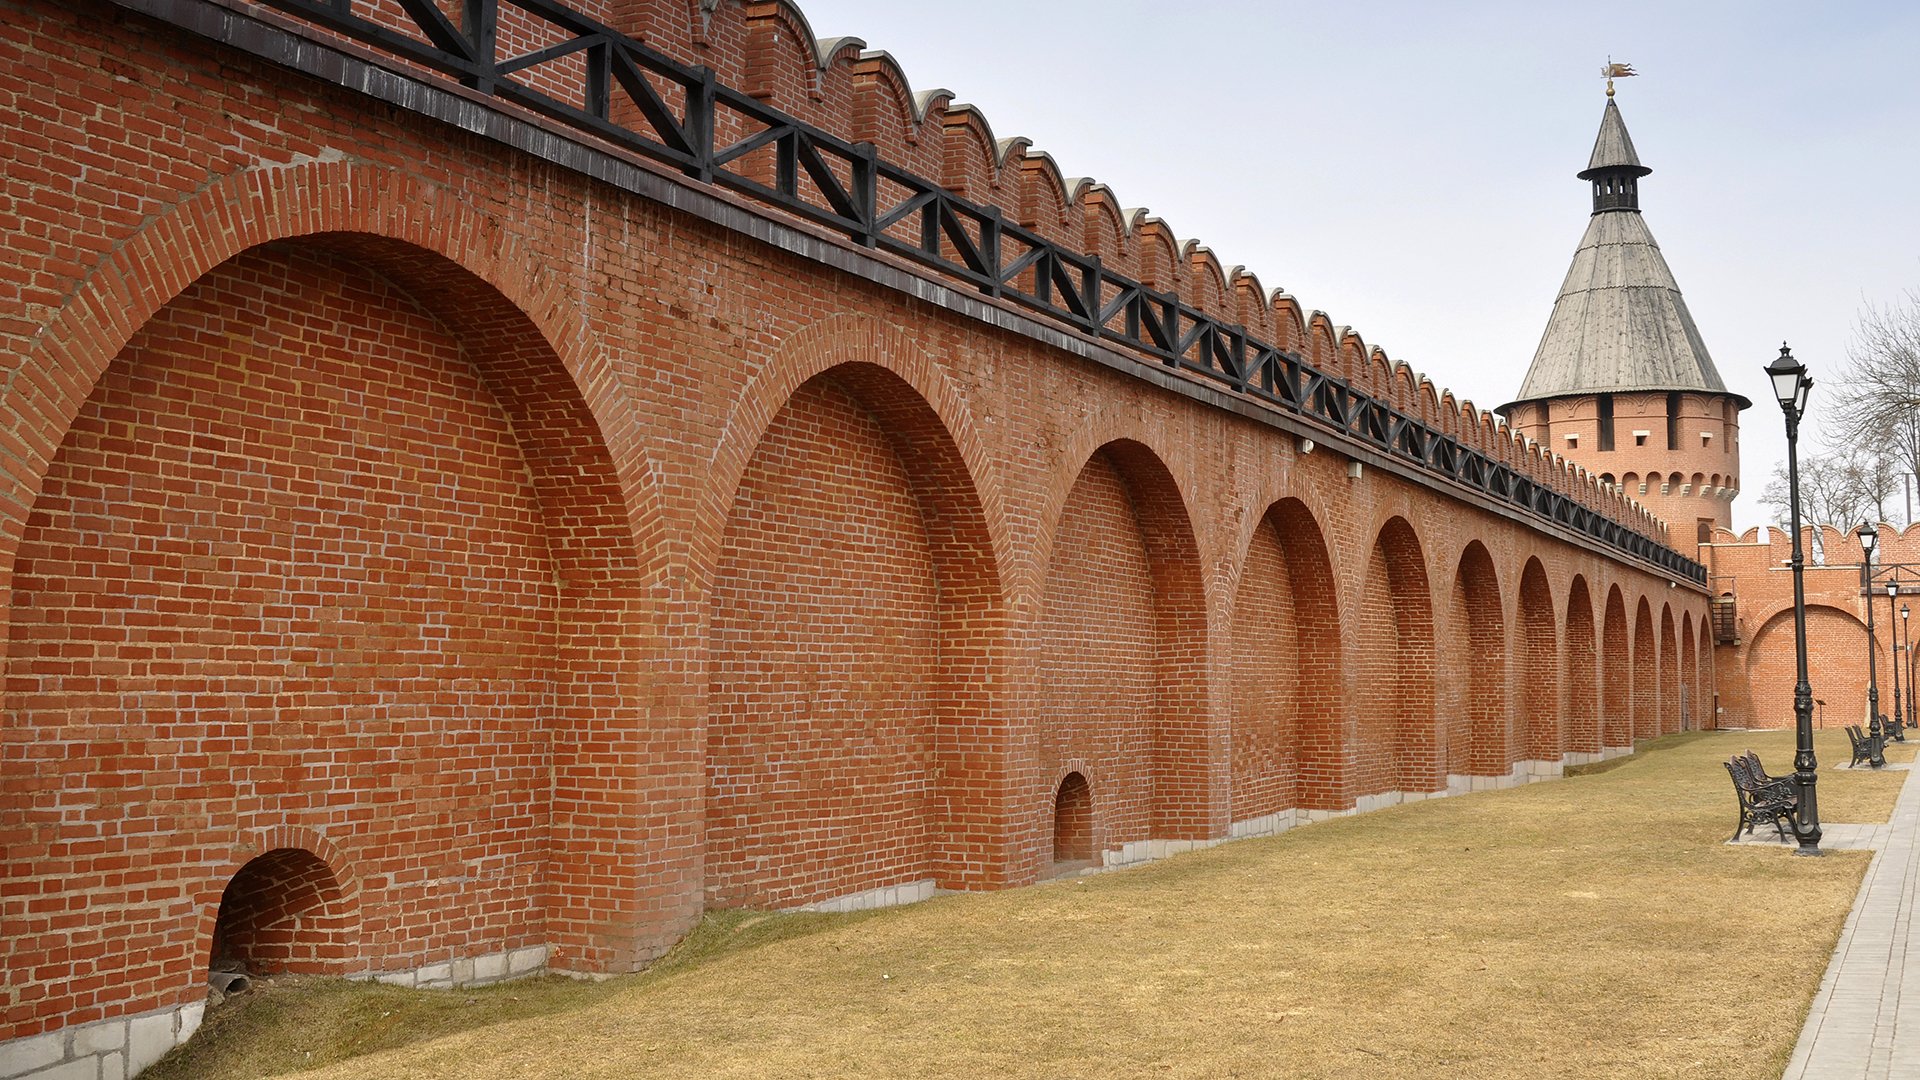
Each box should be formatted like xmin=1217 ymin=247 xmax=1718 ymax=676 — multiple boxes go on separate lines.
xmin=1858 ymin=522 xmax=1885 ymax=768
xmin=1770 ymin=344 xmax=1821 ymax=852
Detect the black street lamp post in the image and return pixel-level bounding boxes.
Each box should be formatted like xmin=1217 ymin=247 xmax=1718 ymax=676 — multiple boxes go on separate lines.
xmin=1859 ymin=522 xmax=1886 ymax=768
xmin=1769 ymin=344 xmax=1821 ymax=853
xmin=1906 ymin=603 xmax=1915 ymax=733
xmin=1891 ymin=579 xmax=1907 ymax=741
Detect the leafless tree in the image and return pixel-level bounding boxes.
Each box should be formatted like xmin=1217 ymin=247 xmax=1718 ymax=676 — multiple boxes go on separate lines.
xmin=1760 ymin=443 xmax=1899 ymax=532
xmin=1829 ymin=290 xmax=1920 ymax=513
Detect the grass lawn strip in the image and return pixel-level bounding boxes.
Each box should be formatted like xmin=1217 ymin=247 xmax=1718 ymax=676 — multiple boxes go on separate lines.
xmin=151 ymin=729 xmax=1896 ymax=1079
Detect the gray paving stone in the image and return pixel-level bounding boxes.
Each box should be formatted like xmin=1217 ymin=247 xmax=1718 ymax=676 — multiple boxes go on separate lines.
xmin=1785 ymin=762 xmax=1920 ymax=1079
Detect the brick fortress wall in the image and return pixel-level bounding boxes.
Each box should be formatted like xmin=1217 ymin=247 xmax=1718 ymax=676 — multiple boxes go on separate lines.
xmin=1707 ymin=524 xmax=1917 ymax=732
xmin=0 ymin=0 xmax=1711 ymax=1069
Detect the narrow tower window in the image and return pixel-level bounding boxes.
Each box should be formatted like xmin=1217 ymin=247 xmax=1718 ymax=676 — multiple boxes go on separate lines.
xmin=1666 ymin=392 xmax=1681 ymax=449
xmin=1597 ymin=395 xmax=1615 ymax=451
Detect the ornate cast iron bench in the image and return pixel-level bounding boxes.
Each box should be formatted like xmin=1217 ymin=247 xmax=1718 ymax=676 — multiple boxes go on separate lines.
xmin=1725 ymin=754 xmax=1797 ymax=843
xmin=1742 ymin=750 xmax=1787 ymax=786
xmin=1846 ymin=724 xmax=1882 ymax=769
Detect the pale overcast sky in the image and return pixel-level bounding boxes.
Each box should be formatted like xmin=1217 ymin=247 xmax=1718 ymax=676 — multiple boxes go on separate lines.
xmin=791 ymin=0 xmax=1920 ymax=532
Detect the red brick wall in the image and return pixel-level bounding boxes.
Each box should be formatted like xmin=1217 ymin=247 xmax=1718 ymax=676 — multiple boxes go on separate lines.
xmin=1564 ymin=577 xmax=1599 ymax=753
xmin=1229 ymin=513 xmax=1300 ymax=820
xmin=1603 ymin=588 xmax=1633 ymax=746
xmin=705 ymin=373 xmax=938 ymax=908
xmin=1037 ymin=449 xmax=1159 ymax=854
xmin=1448 ymin=543 xmax=1507 ymax=775
xmin=5 ymin=246 xmax=553 ymax=1030
xmin=1519 ymin=559 xmax=1560 ymax=761
xmin=0 ymin=0 xmax=1715 ymax=1047
xmin=1706 ymin=528 xmax=1902 ymax=732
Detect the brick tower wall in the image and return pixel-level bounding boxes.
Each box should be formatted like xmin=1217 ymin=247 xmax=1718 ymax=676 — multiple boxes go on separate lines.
xmin=1509 ymin=391 xmax=1742 ymax=548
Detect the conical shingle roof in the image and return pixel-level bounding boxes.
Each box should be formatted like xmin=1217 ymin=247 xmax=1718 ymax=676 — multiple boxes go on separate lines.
xmin=1513 ymin=212 xmax=1727 ymax=401
xmin=1579 ymin=99 xmax=1650 ymax=179
xmin=1502 ymin=99 xmax=1745 ymax=413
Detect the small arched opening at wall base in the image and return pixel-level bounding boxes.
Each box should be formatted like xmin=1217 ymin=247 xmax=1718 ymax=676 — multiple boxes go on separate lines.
xmin=209 ymin=848 xmax=355 ymax=986
xmin=1050 ymin=772 xmax=1094 ymax=876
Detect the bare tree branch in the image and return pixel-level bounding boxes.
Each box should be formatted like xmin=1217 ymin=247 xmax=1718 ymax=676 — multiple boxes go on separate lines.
xmin=1759 ymin=441 xmax=1900 ymax=531
xmin=1830 ymin=290 xmax=1920 ymax=496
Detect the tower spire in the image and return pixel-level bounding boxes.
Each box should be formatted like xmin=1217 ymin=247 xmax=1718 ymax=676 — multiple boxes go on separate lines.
xmin=1579 ymin=92 xmax=1651 ymax=214
xmin=1499 ymin=89 xmax=1746 ymax=416
xmin=1500 ymin=82 xmax=1748 ymax=542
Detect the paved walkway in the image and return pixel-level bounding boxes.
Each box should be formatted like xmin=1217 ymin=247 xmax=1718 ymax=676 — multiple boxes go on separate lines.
xmin=1784 ymin=758 xmax=1920 ymax=1078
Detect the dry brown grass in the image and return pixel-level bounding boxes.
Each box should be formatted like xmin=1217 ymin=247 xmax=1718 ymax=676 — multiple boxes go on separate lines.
xmin=157 ymin=730 xmax=1903 ymax=1080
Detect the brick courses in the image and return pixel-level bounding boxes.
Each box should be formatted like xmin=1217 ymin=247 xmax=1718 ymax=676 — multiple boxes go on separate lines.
xmin=1706 ymin=525 xmax=1918 ymax=732
xmin=0 ymin=0 xmax=1714 ymax=1056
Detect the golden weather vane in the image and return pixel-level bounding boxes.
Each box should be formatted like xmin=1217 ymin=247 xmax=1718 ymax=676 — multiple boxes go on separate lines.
xmin=1602 ymin=59 xmax=1638 ymax=98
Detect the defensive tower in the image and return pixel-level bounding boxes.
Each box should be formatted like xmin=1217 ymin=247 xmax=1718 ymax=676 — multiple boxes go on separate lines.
xmin=1500 ymin=90 xmax=1747 ymax=548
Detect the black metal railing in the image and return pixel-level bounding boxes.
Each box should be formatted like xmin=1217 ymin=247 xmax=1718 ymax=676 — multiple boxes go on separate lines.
xmin=148 ymin=0 xmax=1705 ymax=583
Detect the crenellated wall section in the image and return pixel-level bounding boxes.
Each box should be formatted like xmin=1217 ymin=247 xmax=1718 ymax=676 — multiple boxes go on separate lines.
xmin=1706 ymin=523 xmax=1918 ymax=731
xmin=0 ymin=0 xmax=1710 ymax=1073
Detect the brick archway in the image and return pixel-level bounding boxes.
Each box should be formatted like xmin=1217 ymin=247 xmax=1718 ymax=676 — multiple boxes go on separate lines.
xmin=0 ymin=163 xmax=723 ymax=985
xmin=1229 ymin=497 xmax=1341 ymax=820
xmin=703 ymin=356 xmax=1011 ymax=904
xmin=0 ymin=226 xmax=668 ymax=1037
xmin=1634 ymin=597 xmax=1659 ymax=741
xmin=1038 ymin=437 xmax=1210 ymax=857
xmin=1603 ymin=586 xmax=1632 ymax=748
xmin=1359 ymin=515 xmax=1437 ymax=800
xmin=1747 ymin=604 xmax=1872 ymax=731
xmin=1050 ymin=771 xmax=1095 ymax=869
xmin=1518 ymin=559 xmax=1559 ymax=763
xmin=1564 ymin=576 xmax=1600 ymax=754
xmin=209 ymin=848 xmax=357 ymax=978
xmin=1449 ymin=542 xmax=1507 ymax=776
xmin=194 ymin=825 xmax=361 ymax=976
xmin=1698 ymin=619 xmax=1714 ymax=727
xmin=1661 ymin=605 xmax=1681 ymax=734
xmin=1681 ymin=611 xmax=1698 ymax=731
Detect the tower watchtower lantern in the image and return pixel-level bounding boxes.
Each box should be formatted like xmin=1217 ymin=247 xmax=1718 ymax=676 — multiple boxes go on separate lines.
xmin=1499 ymin=75 xmax=1747 ymax=548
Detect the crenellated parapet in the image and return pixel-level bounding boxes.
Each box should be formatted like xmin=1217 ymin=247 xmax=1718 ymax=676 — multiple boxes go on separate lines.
xmin=184 ymin=0 xmax=1688 ymax=570
xmin=578 ymin=1 xmax=1678 ymax=548
xmin=1709 ymin=522 xmax=1920 ymax=570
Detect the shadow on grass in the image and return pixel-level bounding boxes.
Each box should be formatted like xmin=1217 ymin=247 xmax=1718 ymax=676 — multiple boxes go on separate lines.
xmin=145 ymin=907 xmax=880 ymax=1080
